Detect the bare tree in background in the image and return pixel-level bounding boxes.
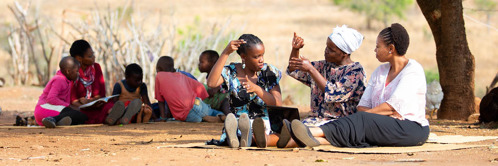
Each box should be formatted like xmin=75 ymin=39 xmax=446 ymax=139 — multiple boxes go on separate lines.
xmin=7 ymin=2 xmax=54 ymax=86
xmin=417 ymin=0 xmax=475 ymax=120
xmin=4 ymin=1 xmax=240 ymax=97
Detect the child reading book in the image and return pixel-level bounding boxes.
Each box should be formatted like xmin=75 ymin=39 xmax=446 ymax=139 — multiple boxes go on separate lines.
xmin=34 ymin=57 xmax=88 ymax=128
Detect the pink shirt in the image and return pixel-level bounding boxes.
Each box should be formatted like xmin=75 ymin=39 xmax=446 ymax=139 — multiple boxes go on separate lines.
xmin=358 ymin=59 xmax=429 ymax=126
xmin=37 ymin=70 xmax=72 ymax=107
xmin=155 ymin=72 xmax=208 ymax=121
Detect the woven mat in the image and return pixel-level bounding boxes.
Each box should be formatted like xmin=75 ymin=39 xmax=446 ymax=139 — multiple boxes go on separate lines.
xmin=0 ymin=124 xmax=103 ymax=129
xmin=157 ymin=143 xmax=306 ymax=151
xmin=156 ymin=142 xmax=486 ymax=154
xmin=312 ymin=144 xmax=485 ymax=154
xmin=427 ymin=134 xmax=498 ymax=144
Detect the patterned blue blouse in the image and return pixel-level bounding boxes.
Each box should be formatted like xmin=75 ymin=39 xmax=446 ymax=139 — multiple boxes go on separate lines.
xmin=287 ymin=60 xmax=366 ymax=126
xmin=221 ymin=63 xmax=282 ymax=120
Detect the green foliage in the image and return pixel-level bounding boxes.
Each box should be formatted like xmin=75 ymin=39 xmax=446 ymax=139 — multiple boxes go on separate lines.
xmin=332 ymin=0 xmax=414 ymax=28
xmin=475 ymin=0 xmax=497 ymax=11
xmin=117 ymin=6 xmax=134 ymax=22
xmin=425 ymin=69 xmax=440 ymax=84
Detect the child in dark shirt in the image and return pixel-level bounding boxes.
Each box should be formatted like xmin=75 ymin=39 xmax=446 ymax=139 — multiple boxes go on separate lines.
xmin=105 ymin=63 xmax=153 ymax=125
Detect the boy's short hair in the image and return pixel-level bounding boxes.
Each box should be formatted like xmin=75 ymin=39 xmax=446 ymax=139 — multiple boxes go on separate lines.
xmin=157 ymin=56 xmax=175 ymax=72
xmin=59 ymin=56 xmax=79 ymax=70
xmin=200 ymin=50 xmax=219 ymax=64
xmin=69 ymin=40 xmax=91 ymax=57
xmin=125 ymin=63 xmax=143 ymax=77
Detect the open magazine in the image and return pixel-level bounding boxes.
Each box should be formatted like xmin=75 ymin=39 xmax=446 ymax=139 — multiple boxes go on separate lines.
xmin=79 ymin=94 xmax=119 ymax=109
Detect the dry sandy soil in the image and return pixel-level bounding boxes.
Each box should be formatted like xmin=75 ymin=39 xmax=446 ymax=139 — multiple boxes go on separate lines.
xmin=0 ymin=0 xmax=497 ymax=165
xmin=0 ymin=87 xmax=498 ymax=165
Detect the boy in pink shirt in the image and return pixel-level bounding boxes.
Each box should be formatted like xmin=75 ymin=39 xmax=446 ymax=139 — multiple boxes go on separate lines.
xmin=34 ymin=56 xmax=88 ymax=128
xmin=155 ymin=56 xmax=224 ymax=122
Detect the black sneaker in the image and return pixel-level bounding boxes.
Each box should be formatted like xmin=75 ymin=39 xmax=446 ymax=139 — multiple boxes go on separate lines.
xmin=42 ymin=117 xmax=57 ymax=128
xmin=277 ymin=119 xmax=292 ymax=148
xmin=224 ymin=113 xmax=239 ymax=148
xmin=57 ymin=116 xmax=72 ymax=126
xmin=291 ymin=119 xmax=320 ymax=147
xmin=252 ymin=117 xmax=267 ymax=148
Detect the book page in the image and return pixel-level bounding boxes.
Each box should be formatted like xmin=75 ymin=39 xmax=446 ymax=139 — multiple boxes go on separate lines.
xmin=79 ymin=95 xmax=119 ymax=109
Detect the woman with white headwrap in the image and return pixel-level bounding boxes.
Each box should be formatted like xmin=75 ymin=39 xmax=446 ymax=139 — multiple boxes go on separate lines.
xmin=287 ymin=23 xmax=429 ymax=148
xmin=277 ymin=25 xmax=367 ymax=148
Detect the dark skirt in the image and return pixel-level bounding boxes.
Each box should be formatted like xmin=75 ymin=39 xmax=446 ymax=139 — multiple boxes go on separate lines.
xmin=319 ymin=111 xmax=430 ymax=148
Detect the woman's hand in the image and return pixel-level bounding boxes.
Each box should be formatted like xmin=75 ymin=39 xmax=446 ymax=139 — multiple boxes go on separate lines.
xmin=390 ymin=111 xmax=405 ymax=120
xmin=292 ymin=32 xmax=305 ymax=50
xmin=288 ymin=57 xmax=313 ymax=73
xmin=240 ymin=75 xmax=261 ymax=94
xmin=221 ymin=39 xmax=246 ymax=55
xmin=79 ymin=97 xmax=90 ymax=104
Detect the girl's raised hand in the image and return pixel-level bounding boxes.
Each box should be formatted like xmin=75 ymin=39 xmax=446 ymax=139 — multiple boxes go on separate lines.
xmin=222 ymin=39 xmax=246 ymax=55
xmin=292 ymin=32 xmax=305 ymax=50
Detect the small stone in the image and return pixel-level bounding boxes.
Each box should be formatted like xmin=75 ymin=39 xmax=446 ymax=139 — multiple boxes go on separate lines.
xmin=342 ymin=157 xmax=355 ymax=160
xmin=292 ymin=148 xmax=299 ymax=152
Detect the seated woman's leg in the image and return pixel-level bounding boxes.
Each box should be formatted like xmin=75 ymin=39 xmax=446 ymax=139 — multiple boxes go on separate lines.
xmin=360 ymin=112 xmax=430 ymax=146
xmin=320 ymin=111 xmax=429 ymax=147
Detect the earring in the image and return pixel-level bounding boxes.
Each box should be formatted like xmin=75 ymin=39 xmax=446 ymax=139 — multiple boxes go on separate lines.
xmin=389 ymin=51 xmax=392 ymax=54
xmin=242 ymin=61 xmax=246 ymax=69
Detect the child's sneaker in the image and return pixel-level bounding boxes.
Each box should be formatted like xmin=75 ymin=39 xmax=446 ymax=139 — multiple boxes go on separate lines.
xmin=119 ymin=99 xmax=142 ymax=124
xmin=252 ymin=117 xmax=267 ymax=148
xmin=57 ymin=116 xmax=72 ymax=126
xmin=238 ymin=113 xmax=250 ymax=147
xmin=224 ymin=113 xmax=239 ymax=148
xmin=106 ymin=101 xmax=125 ymax=125
xmin=42 ymin=117 xmax=57 ymax=128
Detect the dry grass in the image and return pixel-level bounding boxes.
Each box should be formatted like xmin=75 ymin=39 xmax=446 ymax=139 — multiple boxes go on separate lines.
xmin=0 ymin=0 xmax=496 ymax=106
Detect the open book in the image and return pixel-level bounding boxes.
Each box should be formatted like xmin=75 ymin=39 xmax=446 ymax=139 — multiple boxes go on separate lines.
xmin=79 ymin=95 xmax=119 ymax=109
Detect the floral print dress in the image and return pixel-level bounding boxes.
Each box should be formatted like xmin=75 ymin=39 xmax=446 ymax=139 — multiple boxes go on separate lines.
xmin=221 ymin=63 xmax=282 ymax=121
xmin=287 ymin=60 xmax=366 ymax=126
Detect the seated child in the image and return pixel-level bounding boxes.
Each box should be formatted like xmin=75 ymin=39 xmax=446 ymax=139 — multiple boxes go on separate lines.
xmin=198 ymin=50 xmax=230 ymax=115
xmin=155 ymin=56 xmax=224 ymax=123
xmin=34 ymin=56 xmax=88 ymax=128
xmin=105 ymin=63 xmax=153 ymax=125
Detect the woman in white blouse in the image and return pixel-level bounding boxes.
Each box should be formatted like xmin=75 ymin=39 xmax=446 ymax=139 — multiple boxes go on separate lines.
xmin=288 ymin=23 xmax=430 ymax=147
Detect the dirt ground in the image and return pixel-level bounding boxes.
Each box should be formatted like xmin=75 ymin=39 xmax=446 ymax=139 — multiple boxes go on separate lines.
xmin=0 ymin=87 xmax=497 ymax=165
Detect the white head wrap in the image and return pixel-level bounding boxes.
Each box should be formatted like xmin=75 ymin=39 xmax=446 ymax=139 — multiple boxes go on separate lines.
xmin=328 ymin=25 xmax=364 ymax=54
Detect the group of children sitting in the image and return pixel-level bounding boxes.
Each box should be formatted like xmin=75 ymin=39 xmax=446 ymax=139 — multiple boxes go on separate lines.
xmin=34 ymin=40 xmax=229 ymax=128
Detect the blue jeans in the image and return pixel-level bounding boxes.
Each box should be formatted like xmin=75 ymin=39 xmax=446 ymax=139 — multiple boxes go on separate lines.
xmin=185 ymin=98 xmax=224 ymax=122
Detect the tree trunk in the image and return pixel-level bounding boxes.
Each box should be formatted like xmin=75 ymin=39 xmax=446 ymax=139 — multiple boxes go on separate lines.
xmin=417 ymin=0 xmax=475 ymax=120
